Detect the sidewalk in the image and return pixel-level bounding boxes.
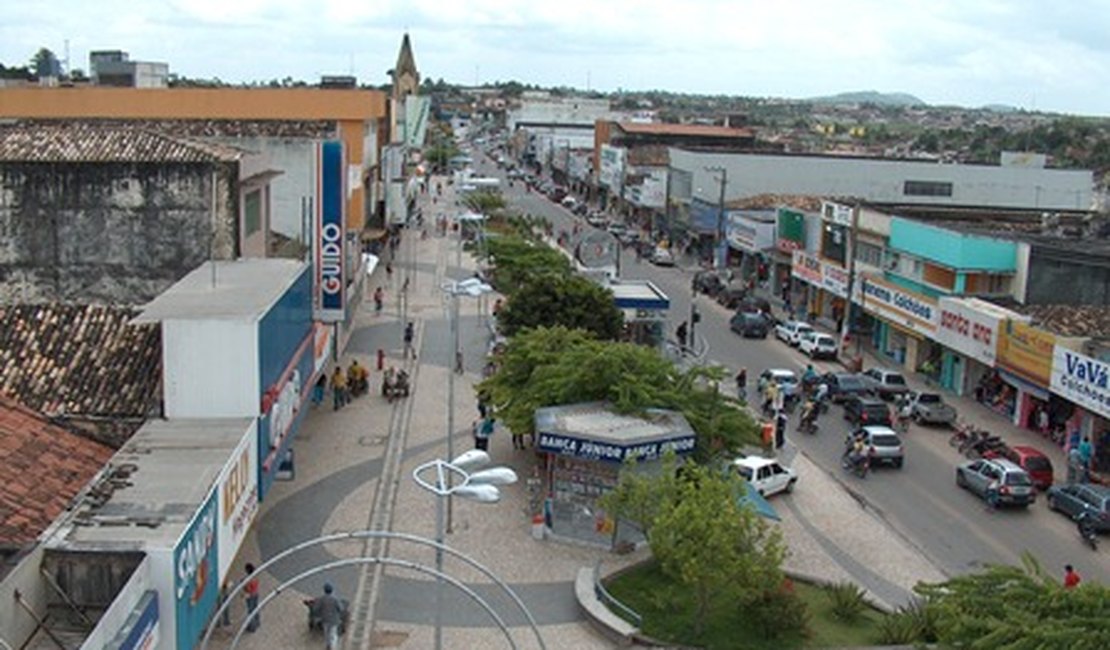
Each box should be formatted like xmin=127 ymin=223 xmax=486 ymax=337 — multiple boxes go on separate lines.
xmin=205 ymin=188 xmax=952 ymax=650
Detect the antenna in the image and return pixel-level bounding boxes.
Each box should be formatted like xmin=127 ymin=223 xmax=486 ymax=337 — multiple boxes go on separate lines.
xmin=64 ymin=39 xmax=70 ymax=75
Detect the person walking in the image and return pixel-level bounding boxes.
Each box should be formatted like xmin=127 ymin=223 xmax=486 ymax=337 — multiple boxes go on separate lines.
xmin=1063 ymin=564 xmax=1081 ymax=589
xmin=735 ymin=367 xmax=748 ymax=403
xmin=312 ymin=373 xmax=326 ymax=407
xmin=373 ymin=286 xmax=384 ymax=314
xmin=676 ymin=321 xmax=688 ymax=348
xmin=243 ymin=563 xmax=260 ymax=633
xmin=403 ymin=322 xmax=415 ymax=359
xmin=1067 ymin=444 xmax=1083 ymax=484
xmin=313 ymin=582 xmax=344 ymax=649
xmin=1078 ymin=437 xmax=1093 ymax=482
xmin=475 ymin=416 xmax=495 ymax=451
xmin=331 ymin=367 xmax=348 ymax=411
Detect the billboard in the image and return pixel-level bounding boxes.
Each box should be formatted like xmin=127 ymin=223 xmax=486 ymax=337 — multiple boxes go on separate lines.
xmin=316 ymin=141 xmax=346 ymax=321
xmin=776 ymin=208 xmax=806 ymax=253
xmin=858 ymin=275 xmax=938 ymax=336
xmin=935 ymin=297 xmax=1014 ymax=366
xmin=173 ymin=490 xmax=219 ymax=650
xmin=217 ymin=423 xmax=259 ymax=583
xmin=1050 ymin=346 xmax=1110 ymax=419
xmin=997 ymin=321 xmax=1056 ymax=387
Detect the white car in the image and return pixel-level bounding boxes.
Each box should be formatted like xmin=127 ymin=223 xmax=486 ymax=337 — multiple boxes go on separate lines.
xmin=732 ymin=456 xmax=797 ymax=497
xmin=775 ymin=320 xmax=814 ymax=346
xmin=650 ymin=247 xmax=676 ymax=266
xmin=798 ymin=332 xmax=838 ymax=360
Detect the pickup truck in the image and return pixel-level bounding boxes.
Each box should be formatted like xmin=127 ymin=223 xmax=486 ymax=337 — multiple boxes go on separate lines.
xmin=908 ymin=391 xmax=958 ymax=426
xmin=862 ymin=368 xmax=911 ymax=401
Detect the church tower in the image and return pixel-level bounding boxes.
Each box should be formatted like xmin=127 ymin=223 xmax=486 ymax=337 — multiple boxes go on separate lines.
xmin=391 ymin=33 xmax=420 ymax=101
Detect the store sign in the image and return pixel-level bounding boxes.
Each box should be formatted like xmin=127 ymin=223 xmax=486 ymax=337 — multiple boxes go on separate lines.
xmin=859 ymin=275 xmax=938 ymax=335
xmin=217 ymin=426 xmax=259 ymax=583
xmin=538 ymin=433 xmax=696 ymax=463
xmin=822 ymin=201 xmax=853 ymax=226
xmin=791 ymin=251 xmax=847 ymax=298
xmin=173 ymin=491 xmax=219 ymax=650
xmin=776 ymin=208 xmax=806 ymax=253
xmin=599 ymin=145 xmax=625 ymax=190
xmin=997 ymin=321 xmax=1056 ymax=387
xmin=316 ymin=140 xmax=346 ymax=322
xmin=111 ymin=590 xmax=160 ymax=650
xmin=726 ymin=213 xmax=776 ymax=252
xmin=936 ymin=297 xmax=1004 ymax=365
xmin=1050 ymin=346 xmax=1110 ymax=419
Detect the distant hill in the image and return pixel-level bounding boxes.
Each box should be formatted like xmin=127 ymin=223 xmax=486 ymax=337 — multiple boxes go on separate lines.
xmin=806 ymin=90 xmax=926 ymax=107
xmin=981 ymin=103 xmax=1019 ymax=113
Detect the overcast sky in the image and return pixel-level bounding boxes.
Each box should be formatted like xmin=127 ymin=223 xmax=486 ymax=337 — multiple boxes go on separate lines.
xmin=4 ymin=0 xmax=1109 ymax=116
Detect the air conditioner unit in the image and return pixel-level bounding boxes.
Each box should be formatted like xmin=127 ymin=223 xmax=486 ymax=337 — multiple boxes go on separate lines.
xmin=885 ymin=259 xmax=899 ymax=271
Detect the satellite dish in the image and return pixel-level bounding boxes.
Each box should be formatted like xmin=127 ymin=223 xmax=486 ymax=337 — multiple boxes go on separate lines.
xmin=576 ymin=231 xmax=617 ymax=268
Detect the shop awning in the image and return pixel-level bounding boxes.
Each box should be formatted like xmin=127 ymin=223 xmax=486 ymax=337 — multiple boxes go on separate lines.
xmin=997 ymin=368 xmax=1050 ymax=401
xmin=737 ymin=482 xmax=780 ymax=521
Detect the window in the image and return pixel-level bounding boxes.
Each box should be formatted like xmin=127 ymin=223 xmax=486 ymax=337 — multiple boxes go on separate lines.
xmin=855 ymin=241 xmax=883 ymax=266
xmin=244 ymin=189 xmax=262 ymax=236
xmin=903 ymin=180 xmax=953 ymax=197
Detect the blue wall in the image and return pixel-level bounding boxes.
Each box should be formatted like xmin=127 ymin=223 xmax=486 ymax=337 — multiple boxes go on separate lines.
xmin=889 ymin=218 xmax=1016 ymax=271
xmin=258 ymin=267 xmax=314 ymax=391
xmin=689 ymin=200 xmax=723 ymax=234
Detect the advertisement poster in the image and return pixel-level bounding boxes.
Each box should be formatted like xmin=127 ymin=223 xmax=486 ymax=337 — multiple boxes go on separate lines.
xmin=935 ymin=297 xmax=1006 ymax=366
xmin=173 ymin=490 xmax=219 ymax=650
xmin=217 ymin=424 xmax=259 ymax=583
xmin=858 ymin=275 xmax=938 ymax=336
xmin=315 ymin=140 xmax=346 ymax=322
xmin=997 ymin=320 xmax=1056 ymax=387
xmin=1050 ymin=346 xmax=1110 ymax=419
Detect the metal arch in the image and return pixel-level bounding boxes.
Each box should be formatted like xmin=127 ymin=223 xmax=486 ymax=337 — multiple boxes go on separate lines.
xmin=199 ymin=530 xmax=546 ymax=650
xmin=219 ymin=557 xmax=516 ymax=650
xmin=0 ymin=636 xmax=12 ymax=650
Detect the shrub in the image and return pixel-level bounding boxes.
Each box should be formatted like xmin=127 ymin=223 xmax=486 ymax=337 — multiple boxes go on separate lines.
xmin=743 ymin=584 xmax=811 ymax=640
xmin=824 ymin=581 xmax=867 ymax=622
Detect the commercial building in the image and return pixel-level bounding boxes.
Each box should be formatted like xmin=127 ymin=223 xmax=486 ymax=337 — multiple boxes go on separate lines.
xmin=89 ymin=50 xmax=169 ymax=88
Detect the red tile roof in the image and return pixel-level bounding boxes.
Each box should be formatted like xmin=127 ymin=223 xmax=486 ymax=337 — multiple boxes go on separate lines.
xmin=0 ymin=123 xmax=247 ymax=163
xmin=0 ymin=395 xmax=113 ymax=549
xmin=616 ymin=122 xmax=755 ymax=138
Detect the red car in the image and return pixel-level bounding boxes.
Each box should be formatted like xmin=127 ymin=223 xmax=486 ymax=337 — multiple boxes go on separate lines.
xmin=983 ymin=445 xmax=1054 ymax=491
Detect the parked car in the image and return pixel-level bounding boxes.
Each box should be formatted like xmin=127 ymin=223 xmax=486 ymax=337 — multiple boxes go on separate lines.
xmin=586 ymin=212 xmax=608 ymax=228
xmin=956 ymin=458 xmax=1036 ymax=507
xmin=736 ymin=296 xmax=773 ymax=318
xmin=758 ymin=368 xmax=801 ymax=400
xmin=818 ymin=372 xmax=874 ymax=403
xmin=983 ymin=445 xmax=1054 ymax=491
xmin=730 ymin=311 xmax=769 ymax=339
xmin=560 ymin=195 xmax=578 ymax=209
xmin=716 ymin=287 xmax=749 ymax=310
xmin=692 ymin=270 xmax=727 ymax=296
xmin=732 ymin=456 xmax=797 ymax=497
xmin=851 ymin=425 xmax=905 ymax=468
xmin=572 ymin=202 xmax=588 ymax=216
xmin=843 ymin=395 xmax=892 ymax=426
xmin=862 ymin=368 xmax=911 ymax=401
xmin=1045 ymin=483 xmax=1110 ymax=532
xmin=650 ymin=248 xmax=676 ymax=267
xmin=606 ymin=223 xmax=629 ymax=238
xmin=798 ymin=332 xmax=838 ymax=360
xmin=774 ymin=320 xmax=814 ymax=346
xmin=907 ymin=391 xmax=958 ymax=426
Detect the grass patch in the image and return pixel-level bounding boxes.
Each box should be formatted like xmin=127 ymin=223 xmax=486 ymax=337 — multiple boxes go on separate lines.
xmin=605 ymin=561 xmax=885 ymax=649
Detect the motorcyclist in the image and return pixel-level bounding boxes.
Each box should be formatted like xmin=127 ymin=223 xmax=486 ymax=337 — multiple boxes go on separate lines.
xmin=802 ymin=363 xmax=818 ymax=388
xmin=813 ymin=381 xmax=830 ymax=411
xmin=798 ymin=399 xmax=818 ymax=432
xmin=1078 ymin=512 xmax=1099 ymax=549
xmin=895 ymin=395 xmax=913 ymax=432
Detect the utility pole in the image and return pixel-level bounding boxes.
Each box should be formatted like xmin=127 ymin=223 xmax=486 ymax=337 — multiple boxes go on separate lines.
xmin=705 ymin=166 xmax=728 ymax=269
xmin=841 ymin=202 xmax=862 ymax=371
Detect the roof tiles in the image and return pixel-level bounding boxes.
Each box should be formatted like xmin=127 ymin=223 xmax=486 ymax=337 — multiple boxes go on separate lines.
xmin=0 ymin=123 xmax=246 ymax=163
xmin=0 ymin=395 xmax=113 ymax=549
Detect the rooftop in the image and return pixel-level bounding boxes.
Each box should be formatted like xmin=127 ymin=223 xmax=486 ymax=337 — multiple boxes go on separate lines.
xmin=1004 ymin=303 xmax=1110 ymax=340
xmin=534 ymin=401 xmax=694 ymax=446
xmin=726 ymin=193 xmax=824 ymax=212
xmin=47 ymin=417 xmax=253 ymax=550
xmin=616 ymin=122 xmax=755 ymax=139
xmin=133 ymin=259 xmax=308 ymax=323
xmin=0 ymin=395 xmax=114 ymax=551
xmin=0 ymin=123 xmax=246 ymax=163
xmin=0 ymin=304 xmax=162 ymax=446
xmin=16 ymin=118 xmax=337 ymax=139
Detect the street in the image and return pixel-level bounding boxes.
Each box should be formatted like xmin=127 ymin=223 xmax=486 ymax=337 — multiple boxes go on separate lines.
xmin=475 ymin=151 xmax=1109 ymax=585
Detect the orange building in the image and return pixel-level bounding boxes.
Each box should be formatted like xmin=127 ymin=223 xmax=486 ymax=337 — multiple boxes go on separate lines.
xmin=0 ymin=86 xmax=387 ymax=231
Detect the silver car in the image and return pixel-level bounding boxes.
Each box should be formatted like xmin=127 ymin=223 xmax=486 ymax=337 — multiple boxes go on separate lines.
xmin=956 ymin=458 xmax=1035 ymax=507
xmin=852 ymin=425 xmax=904 ymax=468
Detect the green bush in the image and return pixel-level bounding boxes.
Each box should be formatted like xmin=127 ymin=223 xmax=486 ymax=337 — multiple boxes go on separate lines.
xmin=743 ymin=582 xmax=810 ymax=640
xmin=824 ymin=581 xmax=867 ymax=622
xmin=877 ymin=599 xmax=938 ymax=645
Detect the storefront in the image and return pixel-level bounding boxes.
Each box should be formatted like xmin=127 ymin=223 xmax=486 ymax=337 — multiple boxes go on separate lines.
xmin=996 ymin=320 xmax=1062 ymax=434
xmin=934 ymin=297 xmax=1023 ymax=397
xmin=773 ymin=208 xmax=807 ymax=299
xmin=790 ymin=250 xmax=848 ymax=330
xmin=724 ymin=211 xmax=776 ymax=275
xmin=855 ymin=275 xmax=940 ymax=373
xmin=1050 ymin=345 xmax=1110 ymax=476
xmin=534 ymin=402 xmax=696 ymax=548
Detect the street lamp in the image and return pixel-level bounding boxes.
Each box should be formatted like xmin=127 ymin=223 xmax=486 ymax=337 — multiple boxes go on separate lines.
xmin=413 ymin=450 xmax=519 ymax=650
xmin=441 ymin=275 xmax=494 ymax=534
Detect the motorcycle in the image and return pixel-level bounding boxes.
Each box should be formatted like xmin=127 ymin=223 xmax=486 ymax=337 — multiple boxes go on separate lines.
xmin=797 ymin=404 xmax=819 ymax=435
xmin=965 ymin=435 xmax=1007 ymax=459
xmin=1078 ymin=513 xmax=1099 ymax=551
xmin=841 ymin=451 xmax=870 ymax=479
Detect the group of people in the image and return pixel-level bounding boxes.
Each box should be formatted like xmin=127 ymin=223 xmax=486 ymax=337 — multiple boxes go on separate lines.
xmin=320 ymin=360 xmax=370 ymax=410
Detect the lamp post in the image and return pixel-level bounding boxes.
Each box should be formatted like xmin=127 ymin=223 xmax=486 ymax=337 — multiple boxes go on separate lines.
xmin=441 ymin=275 xmax=494 ymax=534
xmin=413 ymin=450 xmax=519 ymax=650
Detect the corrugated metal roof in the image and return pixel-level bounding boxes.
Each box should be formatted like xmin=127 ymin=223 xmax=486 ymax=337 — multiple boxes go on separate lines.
xmin=0 ymin=123 xmax=247 ymax=163
xmin=616 ymin=122 xmax=754 ymax=138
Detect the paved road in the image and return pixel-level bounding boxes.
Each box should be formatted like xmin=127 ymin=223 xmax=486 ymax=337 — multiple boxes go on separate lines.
xmin=480 ymin=151 xmax=1109 ymax=585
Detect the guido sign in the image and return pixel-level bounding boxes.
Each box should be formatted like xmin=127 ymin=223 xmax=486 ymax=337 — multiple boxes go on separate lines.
xmin=1051 ymin=346 xmax=1110 ymax=419
xmin=316 ymin=140 xmax=346 ymax=322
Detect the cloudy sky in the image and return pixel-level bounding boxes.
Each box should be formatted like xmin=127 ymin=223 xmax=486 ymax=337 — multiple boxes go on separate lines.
xmin=3 ymin=0 xmax=1109 ymax=116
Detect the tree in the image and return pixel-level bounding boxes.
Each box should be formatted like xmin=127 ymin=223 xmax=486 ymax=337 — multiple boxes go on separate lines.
xmin=483 ymin=235 xmax=571 ymax=295
xmin=602 ymin=458 xmax=786 ymax=638
xmin=497 ymin=273 xmax=623 ymax=340
xmin=479 ymin=327 xmax=760 ymax=457
xmin=462 ymin=190 xmax=505 ymax=215
xmin=914 ymin=553 xmax=1110 ymax=648
xmin=30 ymin=47 xmax=60 ymax=78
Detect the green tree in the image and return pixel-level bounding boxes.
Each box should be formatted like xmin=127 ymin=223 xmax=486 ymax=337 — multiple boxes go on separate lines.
xmin=915 ymin=553 xmax=1110 ymax=648
xmin=479 ymin=327 xmax=759 ymax=458
xmin=483 ymin=235 xmax=571 ymax=295
xmin=497 ymin=273 xmax=623 ymax=340
xmin=603 ymin=458 xmax=786 ymax=638
xmin=30 ymin=47 xmax=59 ymax=78
xmin=462 ymin=190 xmax=505 ymax=215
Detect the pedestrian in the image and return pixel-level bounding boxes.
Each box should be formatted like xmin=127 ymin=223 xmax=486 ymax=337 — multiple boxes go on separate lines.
xmin=475 ymin=416 xmax=494 ymax=451
xmin=313 ymin=582 xmax=344 ymax=650
xmin=373 ymin=286 xmax=384 ymax=314
xmin=385 ymin=262 xmax=393 ymax=282
xmin=218 ymin=582 xmax=231 ymax=627
xmin=735 ymin=367 xmax=748 ymax=402
xmin=1036 ymin=407 xmax=1049 ymax=435
xmin=1078 ymin=437 xmax=1093 ymax=482
xmin=676 ymin=321 xmax=688 ymax=348
xmin=1067 ymin=445 xmax=1083 ymax=484
xmin=312 ymin=373 xmax=327 ymax=406
xmin=985 ymin=478 xmax=1000 ymax=511
xmin=331 ymin=367 xmax=348 ymax=410
xmin=774 ymin=411 xmax=787 ymax=449
xmin=1063 ymin=564 xmax=1081 ymax=589
xmin=403 ymin=322 xmax=415 ymax=359
xmin=244 ymin=563 xmax=260 ymax=633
